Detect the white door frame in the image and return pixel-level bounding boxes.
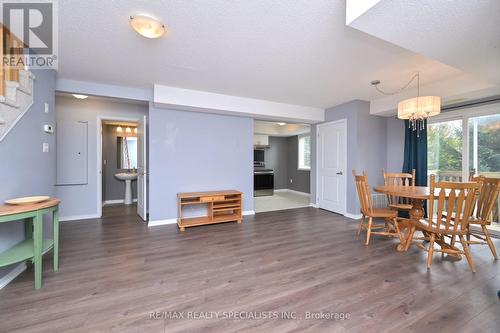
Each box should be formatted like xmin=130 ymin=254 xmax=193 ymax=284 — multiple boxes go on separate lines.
xmin=97 ymin=115 xmax=141 ymax=218
xmin=315 ymin=118 xmax=347 ymax=216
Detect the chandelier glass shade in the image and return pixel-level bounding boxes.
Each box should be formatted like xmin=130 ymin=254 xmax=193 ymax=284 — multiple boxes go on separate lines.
xmin=397 ymin=95 xmax=441 ymax=120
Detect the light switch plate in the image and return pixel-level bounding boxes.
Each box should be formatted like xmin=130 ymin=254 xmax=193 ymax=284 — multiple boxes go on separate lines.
xmin=43 ymin=143 xmax=49 ymax=153
xmin=44 ymin=124 xmax=54 ymax=133
xmin=44 ymin=103 xmax=49 ymax=113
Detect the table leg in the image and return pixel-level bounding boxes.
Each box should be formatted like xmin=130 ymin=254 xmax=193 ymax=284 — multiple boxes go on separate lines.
xmin=397 ymin=198 xmax=425 ymax=252
xmin=24 ymin=218 xmax=33 ymax=240
xmin=53 ymin=208 xmax=59 ymax=271
xmin=33 ymin=211 xmax=43 ymax=290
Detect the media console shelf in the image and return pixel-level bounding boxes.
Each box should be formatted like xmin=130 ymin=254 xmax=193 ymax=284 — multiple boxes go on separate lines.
xmin=177 ymin=190 xmax=243 ymax=231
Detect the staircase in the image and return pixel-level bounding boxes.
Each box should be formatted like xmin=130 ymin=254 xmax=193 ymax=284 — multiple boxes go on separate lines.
xmin=0 ymin=25 xmax=36 ymax=142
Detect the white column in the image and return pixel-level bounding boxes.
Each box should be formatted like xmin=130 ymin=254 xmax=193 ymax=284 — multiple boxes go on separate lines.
xmin=124 ymin=179 xmax=132 ymax=205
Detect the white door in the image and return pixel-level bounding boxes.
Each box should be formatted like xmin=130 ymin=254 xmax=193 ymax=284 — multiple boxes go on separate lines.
xmin=317 ymin=120 xmax=347 ymax=214
xmin=137 ymin=115 xmax=147 ymax=221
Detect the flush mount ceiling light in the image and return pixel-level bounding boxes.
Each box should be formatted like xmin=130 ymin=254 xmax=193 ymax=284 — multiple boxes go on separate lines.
xmin=73 ymin=94 xmax=88 ymax=99
xmin=130 ymin=15 xmax=165 ymax=39
xmin=116 ymin=126 xmax=123 ymax=133
xmin=371 ymin=72 xmax=440 ymax=136
xmin=276 ymin=122 xmax=286 ymax=126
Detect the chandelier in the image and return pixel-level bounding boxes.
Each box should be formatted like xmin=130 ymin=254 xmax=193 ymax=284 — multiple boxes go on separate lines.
xmin=371 ymin=72 xmax=441 ymax=136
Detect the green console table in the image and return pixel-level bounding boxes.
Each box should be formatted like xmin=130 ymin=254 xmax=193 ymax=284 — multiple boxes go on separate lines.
xmin=0 ymin=198 xmax=60 ymax=289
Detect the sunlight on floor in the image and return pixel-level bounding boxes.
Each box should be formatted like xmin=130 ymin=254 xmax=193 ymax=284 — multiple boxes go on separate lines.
xmin=254 ymin=191 xmax=310 ymax=213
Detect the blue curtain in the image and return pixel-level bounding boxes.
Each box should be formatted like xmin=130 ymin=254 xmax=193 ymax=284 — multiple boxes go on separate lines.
xmin=402 ymin=120 xmax=428 ymax=217
xmin=402 ymin=120 xmax=428 ymax=186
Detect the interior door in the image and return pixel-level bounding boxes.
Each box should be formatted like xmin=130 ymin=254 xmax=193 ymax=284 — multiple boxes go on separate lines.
xmin=137 ymin=115 xmax=147 ymax=221
xmin=317 ymin=120 xmax=347 ymax=214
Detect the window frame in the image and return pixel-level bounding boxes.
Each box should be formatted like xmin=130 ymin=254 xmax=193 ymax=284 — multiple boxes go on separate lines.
xmin=428 ymin=102 xmax=500 ymax=180
xmin=297 ymin=133 xmax=311 ymax=171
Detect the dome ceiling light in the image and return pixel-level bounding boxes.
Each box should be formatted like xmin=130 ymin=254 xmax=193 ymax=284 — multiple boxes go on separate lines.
xmin=130 ymin=15 xmax=165 ymax=39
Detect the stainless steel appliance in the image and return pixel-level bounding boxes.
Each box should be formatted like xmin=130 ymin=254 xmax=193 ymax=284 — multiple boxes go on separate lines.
xmin=254 ymin=169 xmax=274 ymax=197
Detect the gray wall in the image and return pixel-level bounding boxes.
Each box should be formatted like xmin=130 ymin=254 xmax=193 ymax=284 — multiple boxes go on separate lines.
xmin=287 ymin=135 xmax=311 ymax=193
xmin=149 ymin=106 xmax=254 ymax=221
xmin=386 ymin=117 xmax=405 ymax=172
xmin=102 ymin=124 xmax=138 ymax=202
xmin=262 ymin=135 xmax=311 ymax=193
xmin=0 ymin=69 xmax=56 ymax=279
xmin=55 ymin=96 xmax=148 ymax=219
xmin=264 ymin=137 xmax=288 ymax=189
xmin=311 ymin=100 xmax=394 ymax=215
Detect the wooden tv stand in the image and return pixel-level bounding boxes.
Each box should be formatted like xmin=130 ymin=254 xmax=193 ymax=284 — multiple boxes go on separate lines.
xmin=177 ymin=190 xmax=243 ymax=231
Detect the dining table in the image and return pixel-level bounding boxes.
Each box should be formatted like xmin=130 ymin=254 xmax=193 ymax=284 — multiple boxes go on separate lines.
xmin=373 ymin=185 xmax=461 ymax=257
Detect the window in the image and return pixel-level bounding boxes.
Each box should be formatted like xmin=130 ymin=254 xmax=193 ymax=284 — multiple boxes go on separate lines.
xmin=427 ymin=103 xmax=500 ymax=224
xmin=298 ymin=134 xmax=311 ymax=170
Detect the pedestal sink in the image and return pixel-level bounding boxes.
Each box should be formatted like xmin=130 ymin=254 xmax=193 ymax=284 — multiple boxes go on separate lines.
xmin=114 ymin=172 xmax=138 ymax=205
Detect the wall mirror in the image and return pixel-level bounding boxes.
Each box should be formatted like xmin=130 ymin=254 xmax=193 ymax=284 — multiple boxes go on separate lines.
xmin=117 ymin=136 xmax=138 ymax=169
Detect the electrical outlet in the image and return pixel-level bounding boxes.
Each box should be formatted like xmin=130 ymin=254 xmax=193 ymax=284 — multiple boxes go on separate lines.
xmin=42 ymin=143 xmax=49 ymax=153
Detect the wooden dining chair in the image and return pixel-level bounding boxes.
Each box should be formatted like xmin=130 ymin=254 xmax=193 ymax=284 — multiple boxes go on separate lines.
xmin=383 ymin=169 xmax=416 ymax=213
xmin=352 ymin=171 xmax=402 ymax=245
xmin=409 ymin=175 xmax=481 ymax=272
xmin=464 ymin=176 xmax=500 ymax=259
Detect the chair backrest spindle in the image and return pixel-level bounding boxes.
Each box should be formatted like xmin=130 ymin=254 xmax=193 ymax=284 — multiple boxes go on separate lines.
xmin=427 ymin=174 xmax=481 ymax=233
xmin=353 ymin=171 xmax=373 ymax=215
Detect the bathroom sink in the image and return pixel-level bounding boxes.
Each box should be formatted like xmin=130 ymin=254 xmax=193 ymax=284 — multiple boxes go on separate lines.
xmin=114 ymin=172 xmax=138 ymax=181
xmin=114 ymin=172 xmax=138 ymax=205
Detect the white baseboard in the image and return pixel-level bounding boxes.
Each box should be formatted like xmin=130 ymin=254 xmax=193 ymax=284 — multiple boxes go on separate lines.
xmin=149 ymin=210 xmax=254 ymax=227
xmin=103 ymin=198 xmax=138 ymax=206
xmin=274 ymin=189 xmax=310 ymax=197
xmin=344 ymin=212 xmax=362 ymax=220
xmin=60 ymin=214 xmax=100 ymax=222
xmin=309 ymin=203 xmax=319 ymax=208
xmin=0 ymin=262 xmax=26 ymax=290
xmin=148 ymin=218 xmax=177 ymax=227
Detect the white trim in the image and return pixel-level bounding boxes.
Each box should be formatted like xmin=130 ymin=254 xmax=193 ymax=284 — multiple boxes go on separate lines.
xmin=344 ymin=213 xmax=362 ymax=220
xmin=148 ymin=218 xmax=178 ymax=227
xmin=97 ymin=115 xmax=141 ymax=220
xmin=274 ymin=189 xmax=310 ymax=197
xmin=309 ymin=203 xmax=319 ymax=208
xmin=0 ymin=262 xmax=27 ymax=290
xmin=148 ymin=211 xmax=255 ymax=227
xmin=60 ymin=214 xmax=100 ymax=222
xmin=102 ymin=199 xmax=138 ymax=206
xmin=315 ymin=118 xmax=348 ymax=216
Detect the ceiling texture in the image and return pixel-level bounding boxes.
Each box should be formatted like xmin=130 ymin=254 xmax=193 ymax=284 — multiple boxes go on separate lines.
xmin=58 ymin=0 xmax=499 ymax=113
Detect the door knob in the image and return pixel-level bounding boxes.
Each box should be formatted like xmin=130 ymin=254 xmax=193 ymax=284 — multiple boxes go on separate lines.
xmin=336 ymin=171 xmax=343 ymax=175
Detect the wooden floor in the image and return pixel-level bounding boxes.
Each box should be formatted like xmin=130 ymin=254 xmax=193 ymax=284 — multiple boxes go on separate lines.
xmin=1 ymin=205 xmax=499 ymax=333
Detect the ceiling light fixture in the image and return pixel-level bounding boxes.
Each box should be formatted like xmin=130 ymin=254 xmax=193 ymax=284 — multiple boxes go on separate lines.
xmin=277 ymin=122 xmax=286 ymax=126
xmin=125 ymin=127 xmax=132 ymax=133
xmin=134 ymin=128 xmax=137 ymax=134
xmin=116 ymin=126 xmax=123 ymax=133
xmin=73 ymin=94 xmax=88 ymax=99
xmin=130 ymin=15 xmax=165 ymax=39
xmin=371 ymin=72 xmax=440 ymax=136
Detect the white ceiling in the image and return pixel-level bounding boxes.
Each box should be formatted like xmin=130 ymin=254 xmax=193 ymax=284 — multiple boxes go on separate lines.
xmin=348 ymin=0 xmax=500 ymax=86
xmin=57 ymin=0 xmax=465 ymax=109
xmin=254 ymin=120 xmax=310 ymax=137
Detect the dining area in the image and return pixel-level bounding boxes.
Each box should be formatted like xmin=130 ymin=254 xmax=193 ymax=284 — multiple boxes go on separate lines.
xmin=353 ymin=169 xmax=500 ymax=272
